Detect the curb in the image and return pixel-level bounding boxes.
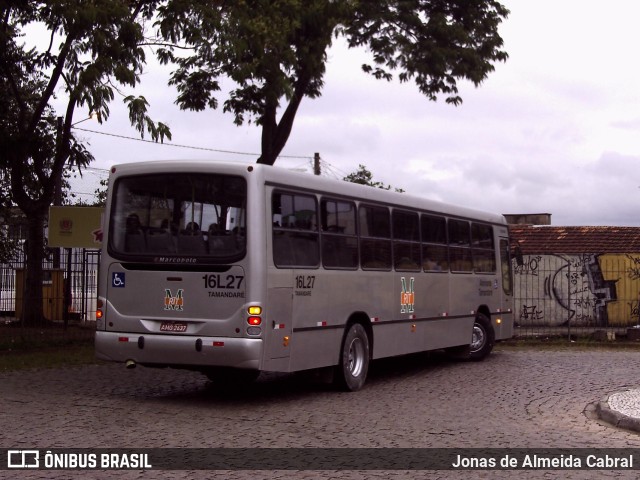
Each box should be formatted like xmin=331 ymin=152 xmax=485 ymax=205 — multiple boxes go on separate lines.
xmin=596 ymin=393 xmax=640 ymax=433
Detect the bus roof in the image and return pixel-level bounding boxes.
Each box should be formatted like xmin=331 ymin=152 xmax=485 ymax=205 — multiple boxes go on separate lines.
xmin=109 ymin=160 xmax=507 ymax=226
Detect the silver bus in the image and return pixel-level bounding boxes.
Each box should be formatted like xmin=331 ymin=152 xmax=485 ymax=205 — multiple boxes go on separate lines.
xmin=95 ymin=161 xmax=514 ymax=391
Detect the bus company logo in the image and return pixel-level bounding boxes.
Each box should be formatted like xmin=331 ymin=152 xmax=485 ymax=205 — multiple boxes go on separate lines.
xmin=164 ymin=289 xmax=184 ymax=311
xmin=7 ymin=450 xmax=39 ymax=468
xmin=400 ymin=277 xmax=415 ymax=314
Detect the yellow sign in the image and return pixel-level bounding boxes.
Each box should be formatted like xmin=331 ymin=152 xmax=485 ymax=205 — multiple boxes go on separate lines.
xmin=48 ymin=206 xmax=104 ymax=248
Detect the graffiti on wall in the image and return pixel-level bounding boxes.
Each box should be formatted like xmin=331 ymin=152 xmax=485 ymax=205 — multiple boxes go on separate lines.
xmin=514 ymin=254 xmax=640 ymax=327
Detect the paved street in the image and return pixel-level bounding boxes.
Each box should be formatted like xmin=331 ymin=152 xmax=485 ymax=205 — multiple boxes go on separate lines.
xmin=2 ymin=346 xmax=640 ymax=479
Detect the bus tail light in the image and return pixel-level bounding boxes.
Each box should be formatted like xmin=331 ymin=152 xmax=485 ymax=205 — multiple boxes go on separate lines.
xmin=247 ymin=306 xmax=262 ymax=335
xmin=96 ymin=298 xmax=104 ymax=320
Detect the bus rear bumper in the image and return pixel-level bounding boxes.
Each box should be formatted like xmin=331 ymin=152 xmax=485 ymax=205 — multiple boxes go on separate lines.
xmin=95 ymin=331 xmax=262 ymax=370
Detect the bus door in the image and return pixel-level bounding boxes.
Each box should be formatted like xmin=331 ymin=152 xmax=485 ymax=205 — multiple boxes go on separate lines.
xmin=265 ymin=287 xmax=293 ymax=367
xmin=498 ymin=236 xmax=515 ymax=338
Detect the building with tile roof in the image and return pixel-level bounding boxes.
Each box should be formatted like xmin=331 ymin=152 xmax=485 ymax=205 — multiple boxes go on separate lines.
xmin=508 ymin=222 xmax=640 ymax=331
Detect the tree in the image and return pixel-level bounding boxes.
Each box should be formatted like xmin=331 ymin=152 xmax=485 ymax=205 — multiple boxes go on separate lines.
xmin=157 ymin=0 xmax=509 ymax=165
xmin=344 ymin=164 xmax=404 ymax=192
xmin=0 ymin=170 xmax=18 ymax=264
xmin=0 ymin=1 xmax=171 ymax=324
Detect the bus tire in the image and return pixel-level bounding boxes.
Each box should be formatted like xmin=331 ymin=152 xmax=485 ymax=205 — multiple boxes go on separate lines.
xmin=336 ymin=323 xmax=370 ymax=392
xmin=469 ymin=313 xmax=494 ymax=361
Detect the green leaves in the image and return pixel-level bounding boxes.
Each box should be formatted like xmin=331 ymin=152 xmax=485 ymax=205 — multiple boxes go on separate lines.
xmin=348 ymin=0 xmax=509 ymax=105
xmin=157 ymin=0 xmax=343 ymax=164
xmin=343 ymin=164 xmax=404 ymax=192
xmin=158 ymin=0 xmax=508 ymax=165
xmin=0 ymin=0 xmax=170 ymax=218
xmin=124 ymin=95 xmax=172 ymax=143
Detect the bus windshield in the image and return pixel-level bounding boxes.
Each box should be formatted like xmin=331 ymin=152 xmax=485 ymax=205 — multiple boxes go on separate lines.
xmin=108 ymin=172 xmax=247 ymax=260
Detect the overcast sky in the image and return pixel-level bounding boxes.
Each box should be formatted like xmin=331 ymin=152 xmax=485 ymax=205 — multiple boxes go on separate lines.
xmin=68 ymin=0 xmax=640 ymax=227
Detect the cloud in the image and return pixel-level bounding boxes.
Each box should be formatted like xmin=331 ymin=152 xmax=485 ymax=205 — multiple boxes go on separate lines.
xmin=65 ymin=0 xmax=640 ymax=227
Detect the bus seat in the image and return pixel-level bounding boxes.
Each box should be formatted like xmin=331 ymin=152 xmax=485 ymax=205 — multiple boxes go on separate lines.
xmin=291 ymin=235 xmax=319 ymax=266
xmin=125 ymin=233 xmax=146 ymax=253
xmin=208 ymin=235 xmax=237 ymax=255
xmin=177 ymin=234 xmax=206 ymax=254
xmin=124 ymin=214 xmax=145 ymax=252
xmin=273 ymin=233 xmax=294 ymax=266
xmin=147 ymin=229 xmax=175 ymax=253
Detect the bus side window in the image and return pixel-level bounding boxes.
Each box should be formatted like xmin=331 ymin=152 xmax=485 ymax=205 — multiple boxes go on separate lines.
xmin=393 ymin=209 xmax=420 ymax=271
xmin=321 ymin=198 xmax=358 ymax=269
xmin=272 ymin=191 xmax=319 ymax=268
xmin=471 ymin=223 xmax=496 ymax=273
xmin=448 ymin=219 xmax=472 ymax=272
xmin=421 ymin=214 xmax=448 ymax=272
xmin=359 ymin=205 xmax=391 ymax=270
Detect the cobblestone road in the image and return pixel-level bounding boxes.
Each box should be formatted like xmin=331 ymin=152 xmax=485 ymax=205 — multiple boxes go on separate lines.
xmin=2 ymin=346 xmax=640 ymax=479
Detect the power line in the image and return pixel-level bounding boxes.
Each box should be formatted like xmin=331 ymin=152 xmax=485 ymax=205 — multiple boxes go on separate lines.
xmin=320 ymin=158 xmax=350 ymax=180
xmin=72 ymin=126 xmax=314 ymax=160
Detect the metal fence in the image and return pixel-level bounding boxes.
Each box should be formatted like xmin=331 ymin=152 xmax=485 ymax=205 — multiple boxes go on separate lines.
xmin=512 ymin=253 xmax=640 ymax=340
xmin=0 ymin=247 xmax=99 ymax=346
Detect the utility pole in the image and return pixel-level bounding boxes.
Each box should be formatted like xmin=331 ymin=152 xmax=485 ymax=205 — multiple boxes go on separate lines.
xmin=313 ymin=152 xmax=321 ymax=176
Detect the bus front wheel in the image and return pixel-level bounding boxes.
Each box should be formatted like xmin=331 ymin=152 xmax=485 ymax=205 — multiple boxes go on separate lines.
xmin=469 ymin=313 xmax=495 ymax=361
xmin=336 ymin=323 xmax=370 ymax=392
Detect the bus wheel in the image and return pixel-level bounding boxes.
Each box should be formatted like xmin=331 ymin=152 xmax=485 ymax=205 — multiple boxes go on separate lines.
xmin=336 ymin=323 xmax=370 ymax=392
xmin=469 ymin=313 xmax=495 ymax=361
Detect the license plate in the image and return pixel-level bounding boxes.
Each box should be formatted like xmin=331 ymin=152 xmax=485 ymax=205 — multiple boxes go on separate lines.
xmin=160 ymin=322 xmax=188 ymax=333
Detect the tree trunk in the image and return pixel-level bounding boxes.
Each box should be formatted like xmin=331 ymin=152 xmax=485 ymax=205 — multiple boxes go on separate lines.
xmin=21 ymin=213 xmax=46 ymax=326
xmin=256 ymin=75 xmax=311 ymax=166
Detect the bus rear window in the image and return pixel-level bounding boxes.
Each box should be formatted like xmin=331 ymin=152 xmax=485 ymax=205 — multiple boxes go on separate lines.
xmin=109 ymin=173 xmax=247 ymax=260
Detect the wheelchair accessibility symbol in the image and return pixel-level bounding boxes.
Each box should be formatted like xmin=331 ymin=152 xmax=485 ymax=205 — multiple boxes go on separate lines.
xmin=112 ymin=272 xmax=126 ymax=288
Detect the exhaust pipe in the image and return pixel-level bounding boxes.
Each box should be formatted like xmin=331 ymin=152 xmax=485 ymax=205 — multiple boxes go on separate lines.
xmin=125 ymin=359 xmax=137 ymax=369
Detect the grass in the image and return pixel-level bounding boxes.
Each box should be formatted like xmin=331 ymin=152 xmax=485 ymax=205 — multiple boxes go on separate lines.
xmin=0 ymin=320 xmax=101 ymax=374
xmin=0 ymin=341 xmax=100 ymax=372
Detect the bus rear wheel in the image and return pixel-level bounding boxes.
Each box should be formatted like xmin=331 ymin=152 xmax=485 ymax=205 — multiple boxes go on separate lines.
xmin=469 ymin=313 xmax=495 ymax=361
xmin=336 ymin=323 xmax=370 ymax=392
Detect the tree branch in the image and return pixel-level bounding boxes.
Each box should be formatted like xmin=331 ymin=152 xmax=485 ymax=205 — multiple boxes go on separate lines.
xmin=27 ymin=33 xmax=75 ymax=135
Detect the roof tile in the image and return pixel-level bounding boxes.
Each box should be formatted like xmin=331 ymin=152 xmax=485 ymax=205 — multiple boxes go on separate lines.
xmin=509 ymin=225 xmax=640 ymax=254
